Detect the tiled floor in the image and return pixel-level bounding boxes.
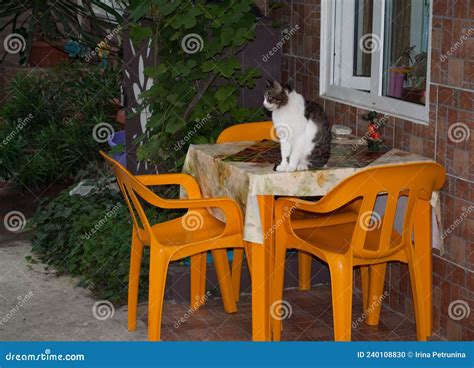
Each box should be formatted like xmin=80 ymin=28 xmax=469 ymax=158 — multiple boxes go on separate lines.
xmin=140 ymin=285 xmax=443 ymax=341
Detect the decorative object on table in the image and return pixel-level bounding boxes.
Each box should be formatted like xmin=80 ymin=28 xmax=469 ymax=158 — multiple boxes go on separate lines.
xmin=362 ymin=111 xmax=386 ymax=152
xmin=331 ymin=124 xmax=352 ymax=140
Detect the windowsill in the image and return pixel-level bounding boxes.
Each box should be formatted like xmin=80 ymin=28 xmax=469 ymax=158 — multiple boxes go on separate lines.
xmin=321 ymin=85 xmax=430 ymax=126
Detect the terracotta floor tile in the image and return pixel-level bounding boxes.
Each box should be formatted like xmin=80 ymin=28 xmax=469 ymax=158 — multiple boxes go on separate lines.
xmin=139 ymin=285 xmax=441 ymax=341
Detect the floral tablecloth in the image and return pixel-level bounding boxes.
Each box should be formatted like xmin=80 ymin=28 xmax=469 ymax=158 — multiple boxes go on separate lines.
xmin=182 ymin=139 xmax=442 ymax=251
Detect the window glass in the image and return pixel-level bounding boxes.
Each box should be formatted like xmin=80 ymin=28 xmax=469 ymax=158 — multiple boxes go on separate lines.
xmin=382 ymin=0 xmax=430 ymax=105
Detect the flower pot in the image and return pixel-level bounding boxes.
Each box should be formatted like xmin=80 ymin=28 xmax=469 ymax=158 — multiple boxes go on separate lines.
xmin=388 ymin=67 xmax=408 ymax=98
xmin=29 ymin=41 xmax=68 ymax=67
xmin=107 ymin=130 xmax=127 ymax=167
xmin=367 ymin=138 xmax=386 ymax=152
xmin=402 ymin=88 xmax=425 ymax=105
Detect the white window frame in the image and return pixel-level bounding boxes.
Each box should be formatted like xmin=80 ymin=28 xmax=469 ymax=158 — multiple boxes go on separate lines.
xmin=320 ymin=0 xmax=432 ymax=125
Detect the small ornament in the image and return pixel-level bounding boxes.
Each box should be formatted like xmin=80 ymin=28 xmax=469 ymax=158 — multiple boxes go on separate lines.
xmin=362 ymin=111 xmax=386 ymax=151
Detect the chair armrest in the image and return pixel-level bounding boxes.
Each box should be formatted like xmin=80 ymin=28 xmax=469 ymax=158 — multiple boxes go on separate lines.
xmin=276 ymin=196 xmax=354 ymax=215
xmin=161 ymin=197 xmax=243 ymax=234
xmin=136 ymin=173 xmax=201 ymax=199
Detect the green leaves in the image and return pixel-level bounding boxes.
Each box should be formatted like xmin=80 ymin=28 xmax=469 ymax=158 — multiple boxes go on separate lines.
xmin=129 ymin=0 xmax=264 ymax=169
xmin=0 ymin=62 xmax=120 ymax=189
xmin=129 ymin=24 xmax=153 ymax=45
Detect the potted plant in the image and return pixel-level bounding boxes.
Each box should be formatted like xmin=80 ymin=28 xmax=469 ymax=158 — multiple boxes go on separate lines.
xmin=362 ymin=111 xmax=386 ymax=152
xmin=0 ymin=0 xmax=122 ymax=67
xmin=402 ymin=52 xmax=427 ymax=105
xmin=388 ymin=46 xmax=415 ymax=98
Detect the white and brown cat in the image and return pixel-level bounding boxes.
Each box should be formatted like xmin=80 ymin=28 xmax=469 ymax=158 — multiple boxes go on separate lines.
xmin=263 ymin=81 xmax=331 ymax=172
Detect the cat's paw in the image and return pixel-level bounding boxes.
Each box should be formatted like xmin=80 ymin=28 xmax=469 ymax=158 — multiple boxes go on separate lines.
xmin=285 ymin=164 xmax=297 ymax=172
xmin=275 ymin=163 xmax=288 ymax=172
xmin=297 ymin=164 xmax=309 ymax=171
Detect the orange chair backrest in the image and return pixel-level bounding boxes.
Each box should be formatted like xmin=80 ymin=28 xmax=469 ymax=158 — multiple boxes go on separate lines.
xmin=314 ymin=162 xmax=445 ymax=259
xmin=217 ymin=121 xmax=275 ymax=143
xmin=100 ymin=151 xmax=162 ymax=243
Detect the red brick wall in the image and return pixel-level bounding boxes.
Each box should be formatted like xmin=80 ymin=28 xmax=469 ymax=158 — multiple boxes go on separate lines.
xmin=267 ymin=0 xmax=473 ymax=340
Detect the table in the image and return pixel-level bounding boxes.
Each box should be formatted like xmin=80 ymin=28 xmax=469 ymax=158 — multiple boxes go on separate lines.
xmin=183 ymin=139 xmax=440 ymax=341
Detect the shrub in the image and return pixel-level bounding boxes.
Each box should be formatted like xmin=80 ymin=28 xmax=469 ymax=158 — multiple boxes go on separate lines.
xmin=29 ymin=165 xmax=168 ymax=304
xmin=0 ymin=61 xmax=121 ymax=189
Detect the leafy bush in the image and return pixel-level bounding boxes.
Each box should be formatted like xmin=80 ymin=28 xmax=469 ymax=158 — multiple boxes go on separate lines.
xmin=128 ymin=0 xmax=264 ymax=169
xmin=29 ymin=165 xmax=166 ymax=304
xmin=0 ymin=61 xmax=121 ymax=189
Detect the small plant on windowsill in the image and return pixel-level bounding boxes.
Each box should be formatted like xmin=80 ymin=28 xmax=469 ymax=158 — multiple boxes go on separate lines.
xmin=362 ymin=111 xmax=386 ymax=152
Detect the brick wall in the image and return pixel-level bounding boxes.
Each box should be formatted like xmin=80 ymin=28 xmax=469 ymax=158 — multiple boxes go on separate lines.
xmin=267 ymin=0 xmax=473 ymax=340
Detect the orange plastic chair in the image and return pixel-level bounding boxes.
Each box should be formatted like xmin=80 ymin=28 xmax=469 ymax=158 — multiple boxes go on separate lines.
xmin=216 ymin=121 xmax=273 ymax=298
xmin=100 ymin=151 xmax=245 ymax=341
xmin=217 ymin=121 xmax=274 ymax=143
xmin=272 ymin=162 xmax=445 ymax=341
xmin=217 ymin=121 xmax=360 ymax=296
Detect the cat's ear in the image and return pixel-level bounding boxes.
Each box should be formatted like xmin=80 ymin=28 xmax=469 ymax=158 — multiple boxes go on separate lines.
xmin=266 ymin=79 xmax=273 ymax=88
xmin=283 ymin=82 xmax=293 ymax=92
xmin=273 ymin=80 xmax=282 ymax=90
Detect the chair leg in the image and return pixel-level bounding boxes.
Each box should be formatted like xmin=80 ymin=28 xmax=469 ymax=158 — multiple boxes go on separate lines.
xmin=272 ymin=240 xmax=287 ymax=341
xmin=148 ymin=247 xmax=170 ymax=341
xmin=211 ymin=249 xmax=237 ymax=313
xmin=407 ymin=248 xmax=427 ymax=341
xmin=298 ymin=252 xmax=312 ymax=291
xmin=329 ymin=256 xmax=353 ymax=341
xmin=128 ymin=231 xmax=144 ymax=331
xmin=231 ymin=249 xmax=244 ymax=302
xmin=365 ymin=263 xmax=387 ymax=326
xmin=360 ymin=266 xmax=369 ymax=314
xmin=190 ymin=252 xmax=207 ymax=310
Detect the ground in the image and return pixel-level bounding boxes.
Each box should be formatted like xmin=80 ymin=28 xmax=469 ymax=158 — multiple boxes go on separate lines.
xmin=0 ymin=188 xmax=441 ymax=341
xmin=1 ymin=240 xmax=440 ymax=341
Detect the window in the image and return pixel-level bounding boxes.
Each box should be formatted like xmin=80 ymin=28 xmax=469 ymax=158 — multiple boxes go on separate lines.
xmin=91 ymin=0 xmax=126 ymax=22
xmin=320 ymin=0 xmax=431 ymax=124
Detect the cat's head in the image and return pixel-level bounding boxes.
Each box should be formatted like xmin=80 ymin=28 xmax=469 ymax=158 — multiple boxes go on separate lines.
xmin=263 ymin=80 xmax=292 ymax=111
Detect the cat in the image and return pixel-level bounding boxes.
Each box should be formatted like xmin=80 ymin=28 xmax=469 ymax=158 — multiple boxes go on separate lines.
xmin=263 ymin=81 xmax=331 ymax=172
